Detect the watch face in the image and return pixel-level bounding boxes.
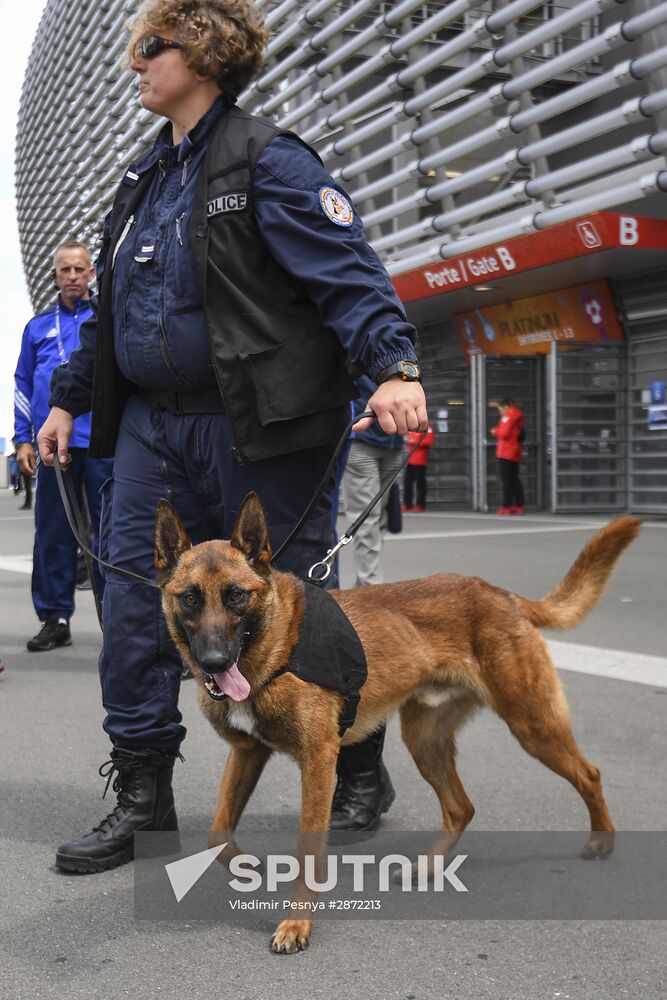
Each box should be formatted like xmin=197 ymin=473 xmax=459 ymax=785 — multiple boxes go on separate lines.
xmin=400 ymin=362 xmax=420 ymax=380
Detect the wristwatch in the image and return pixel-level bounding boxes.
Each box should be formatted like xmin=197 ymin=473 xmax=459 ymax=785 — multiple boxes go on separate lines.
xmin=376 ymin=360 xmax=422 ymax=384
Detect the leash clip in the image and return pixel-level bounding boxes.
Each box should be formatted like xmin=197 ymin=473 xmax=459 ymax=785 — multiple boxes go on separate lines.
xmin=308 ymin=534 xmax=352 ymax=583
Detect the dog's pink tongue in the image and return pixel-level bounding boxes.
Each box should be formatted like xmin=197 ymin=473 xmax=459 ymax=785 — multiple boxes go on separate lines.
xmin=213 ymin=663 xmax=250 ymax=702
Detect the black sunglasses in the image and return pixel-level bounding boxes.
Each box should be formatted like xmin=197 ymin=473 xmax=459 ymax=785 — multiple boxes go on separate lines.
xmin=137 ymin=35 xmax=184 ymax=59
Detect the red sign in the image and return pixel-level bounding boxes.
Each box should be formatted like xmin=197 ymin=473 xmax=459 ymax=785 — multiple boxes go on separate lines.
xmin=455 ymin=281 xmax=624 ymax=359
xmin=391 ymin=212 xmax=667 ymax=303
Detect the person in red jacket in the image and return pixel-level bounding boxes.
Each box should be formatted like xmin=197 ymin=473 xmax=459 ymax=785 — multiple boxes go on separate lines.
xmin=491 ymin=398 xmax=525 ymax=515
xmin=403 ymin=423 xmax=435 ymax=512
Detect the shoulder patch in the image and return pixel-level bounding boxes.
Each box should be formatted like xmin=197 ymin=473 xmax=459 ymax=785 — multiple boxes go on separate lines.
xmin=122 ymin=169 xmax=140 ymax=188
xmin=319 ymin=187 xmax=354 ymax=227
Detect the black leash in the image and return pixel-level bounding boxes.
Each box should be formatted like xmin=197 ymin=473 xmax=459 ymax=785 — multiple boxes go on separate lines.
xmin=271 ymin=408 xmax=367 ymax=564
xmin=307 ymin=412 xmax=426 ymax=583
xmin=52 ymin=412 xmax=426 ymax=628
xmin=53 ymin=460 xmax=159 ymax=632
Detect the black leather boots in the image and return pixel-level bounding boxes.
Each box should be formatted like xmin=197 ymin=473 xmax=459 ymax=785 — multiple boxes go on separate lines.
xmin=55 ymin=748 xmax=179 ymax=874
xmin=330 ymin=726 xmax=395 ymax=831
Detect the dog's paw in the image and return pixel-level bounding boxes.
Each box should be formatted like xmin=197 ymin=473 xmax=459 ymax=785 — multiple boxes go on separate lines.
xmin=270 ymin=919 xmax=312 ymax=954
xmin=580 ymin=831 xmax=614 ymax=860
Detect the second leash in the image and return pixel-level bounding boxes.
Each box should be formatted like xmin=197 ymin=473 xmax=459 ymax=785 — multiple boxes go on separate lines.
xmin=309 ymin=416 xmax=427 ymax=583
xmin=53 ymin=459 xmax=161 ymax=633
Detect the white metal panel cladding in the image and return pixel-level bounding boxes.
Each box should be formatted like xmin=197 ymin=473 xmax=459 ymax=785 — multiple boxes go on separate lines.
xmin=15 ymin=0 xmax=667 ymax=311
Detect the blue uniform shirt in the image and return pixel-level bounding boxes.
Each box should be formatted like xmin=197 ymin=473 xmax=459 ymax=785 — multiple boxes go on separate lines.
xmin=109 ymin=100 xmax=417 ymax=393
xmin=14 ymin=297 xmax=95 ymax=448
xmin=111 ymin=98 xmax=228 ymax=390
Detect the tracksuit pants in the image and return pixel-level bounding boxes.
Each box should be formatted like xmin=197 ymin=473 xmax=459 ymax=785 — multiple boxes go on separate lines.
xmin=32 ymin=449 xmax=113 ymax=621
xmin=99 ymin=396 xmax=338 ymax=751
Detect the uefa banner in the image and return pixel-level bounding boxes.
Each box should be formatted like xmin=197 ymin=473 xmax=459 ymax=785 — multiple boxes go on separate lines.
xmin=454 ymin=280 xmax=624 ymax=360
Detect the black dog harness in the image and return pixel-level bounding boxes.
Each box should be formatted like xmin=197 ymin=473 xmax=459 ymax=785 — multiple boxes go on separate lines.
xmin=267 ymin=582 xmax=367 ymax=736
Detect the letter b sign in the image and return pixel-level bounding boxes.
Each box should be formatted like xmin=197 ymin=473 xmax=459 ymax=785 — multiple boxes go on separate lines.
xmin=620 ymin=216 xmax=639 ymax=246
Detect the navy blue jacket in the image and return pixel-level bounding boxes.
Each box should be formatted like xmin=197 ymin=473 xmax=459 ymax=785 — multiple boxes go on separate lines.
xmin=50 ymin=101 xmax=418 ymax=460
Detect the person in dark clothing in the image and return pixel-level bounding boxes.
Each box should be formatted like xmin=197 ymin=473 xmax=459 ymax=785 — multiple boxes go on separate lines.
xmin=37 ymin=0 xmax=427 ymax=873
xmin=19 ymin=471 xmax=33 ymax=511
xmin=11 ymin=448 xmax=34 ymax=510
xmin=491 ymin=398 xmax=525 ymax=515
xmin=10 ymin=452 xmax=20 ymax=494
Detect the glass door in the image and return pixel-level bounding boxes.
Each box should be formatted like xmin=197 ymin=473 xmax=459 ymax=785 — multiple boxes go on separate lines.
xmin=550 ymin=341 xmax=627 ymax=512
xmin=471 ymin=355 xmax=544 ymax=511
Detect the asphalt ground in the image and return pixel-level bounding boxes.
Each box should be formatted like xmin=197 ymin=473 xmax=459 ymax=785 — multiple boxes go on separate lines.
xmin=1 ymin=489 xmax=665 ymax=1000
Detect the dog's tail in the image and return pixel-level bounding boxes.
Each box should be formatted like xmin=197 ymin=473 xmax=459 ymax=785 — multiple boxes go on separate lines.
xmin=515 ymin=516 xmax=641 ymax=631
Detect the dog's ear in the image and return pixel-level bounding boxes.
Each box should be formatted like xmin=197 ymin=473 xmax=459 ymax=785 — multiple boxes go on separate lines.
xmin=230 ymin=492 xmax=272 ymax=573
xmin=155 ymin=499 xmax=191 ymax=576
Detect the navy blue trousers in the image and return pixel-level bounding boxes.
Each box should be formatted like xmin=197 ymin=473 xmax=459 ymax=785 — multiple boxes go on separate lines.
xmin=32 ymin=449 xmax=113 ymax=621
xmin=99 ymin=397 xmax=338 ymax=751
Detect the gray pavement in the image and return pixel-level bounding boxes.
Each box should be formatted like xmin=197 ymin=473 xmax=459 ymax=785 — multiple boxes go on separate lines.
xmin=1 ymin=490 xmax=665 ymax=1000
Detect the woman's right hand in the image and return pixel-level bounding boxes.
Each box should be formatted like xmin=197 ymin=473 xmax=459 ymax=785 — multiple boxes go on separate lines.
xmin=37 ymin=407 xmax=74 ymax=467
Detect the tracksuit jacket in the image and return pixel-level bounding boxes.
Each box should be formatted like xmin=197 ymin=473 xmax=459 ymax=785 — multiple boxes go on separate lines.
xmin=14 ymin=298 xmax=94 ymax=448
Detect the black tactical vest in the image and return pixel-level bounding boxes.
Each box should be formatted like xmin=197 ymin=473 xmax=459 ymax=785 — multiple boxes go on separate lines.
xmin=270 ymin=582 xmax=368 ymax=736
xmin=89 ymin=106 xmax=356 ymax=461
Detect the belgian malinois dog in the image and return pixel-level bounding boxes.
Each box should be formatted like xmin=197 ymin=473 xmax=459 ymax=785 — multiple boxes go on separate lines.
xmin=155 ymin=494 xmax=640 ymax=953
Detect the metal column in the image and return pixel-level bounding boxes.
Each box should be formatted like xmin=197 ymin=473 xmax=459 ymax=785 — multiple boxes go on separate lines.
xmin=471 ymin=353 xmax=487 ymax=512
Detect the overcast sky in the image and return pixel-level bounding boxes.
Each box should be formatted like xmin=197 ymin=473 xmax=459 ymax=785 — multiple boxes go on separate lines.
xmin=0 ymin=0 xmax=49 ymax=450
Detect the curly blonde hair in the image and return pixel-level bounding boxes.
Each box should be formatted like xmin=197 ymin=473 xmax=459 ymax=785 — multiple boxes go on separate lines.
xmin=127 ymin=0 xmax=268 ymax=97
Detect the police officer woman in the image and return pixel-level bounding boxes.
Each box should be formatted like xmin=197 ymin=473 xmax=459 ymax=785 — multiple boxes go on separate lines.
xmin=38 ymin=0 xmax=427 ymax=874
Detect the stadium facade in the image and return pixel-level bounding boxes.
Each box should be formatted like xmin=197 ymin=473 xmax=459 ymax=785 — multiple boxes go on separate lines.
xmin=15 ymin=0 xmax=667 ymax=513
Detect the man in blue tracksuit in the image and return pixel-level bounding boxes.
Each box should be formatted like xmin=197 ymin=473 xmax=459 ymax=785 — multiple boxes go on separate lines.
xmin=38 ymin=0 xmax=428 ymax=873
xmin=14 ymin=242 xmax=113 ymax=652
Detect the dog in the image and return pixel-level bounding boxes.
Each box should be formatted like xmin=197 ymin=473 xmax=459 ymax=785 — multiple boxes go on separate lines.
xmin=155 ymin=493 xmax=640 ymax=953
